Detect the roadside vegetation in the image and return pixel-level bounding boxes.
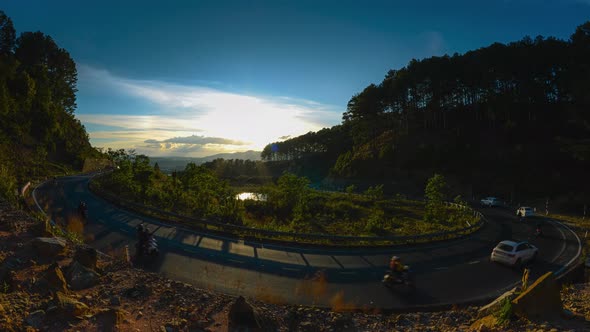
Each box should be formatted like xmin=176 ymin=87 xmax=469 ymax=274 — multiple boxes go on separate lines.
xmin=93 ymin=151 xmax=479 ymax=240
xmin=547 ymin=213 xmax=590 ymax=230
xmin=0 ymin=10 xmax=99 ymax=206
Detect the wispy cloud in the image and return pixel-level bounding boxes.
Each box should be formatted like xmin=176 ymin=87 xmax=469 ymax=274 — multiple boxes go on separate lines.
xmin=145 ymin=135 xmax=249 ymax=146
xmin=77 ymin=65 xmax=342 ymax=157
xmin=422 ymin=31 xmax=446 ymax=56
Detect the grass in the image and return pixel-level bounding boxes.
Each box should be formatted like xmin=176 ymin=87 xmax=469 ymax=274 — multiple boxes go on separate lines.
xmin=546 ymin=212 xmax=590 ymax=262
xmin=241 ymin=191 xmax=478 ymax=238
xmin=546 ymin=212 xmax=590 ymax=229
xmin=494 ymin=297 xmax=514 ymax=325
xmin=92 ymin=176 xmax=481 ymax=246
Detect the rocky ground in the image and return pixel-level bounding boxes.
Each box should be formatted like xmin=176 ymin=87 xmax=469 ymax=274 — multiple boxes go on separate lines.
xmin=0 ymin=200 xmax=588 ymax=331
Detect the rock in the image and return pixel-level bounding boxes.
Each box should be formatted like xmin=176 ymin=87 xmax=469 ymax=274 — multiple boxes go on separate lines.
xmin=560 ymin=308 xmax=575 ymax=320
xmin=42 ymin=262 xmax=68 ymax=293
xmin=25 ymin=310 xmax=45 ymax=328
xmin=93 ymin=308 xmax=125 ymax=332
xmin=299 ymin=321 xmax=315 ymax=332
xmin=123 ymin=284 xmax=151 ymax=299
xmin=73 ymin=245 xmax=98 ymax=270
xmin=31 ymin=237 xmax=66 ymax=258
xmin=110 ymin=295 xmax=121 ymax=306
xmin=52 ymin=291 xmax=89 ymax=318
xmin=65 ymin=261 xmax=100 ymax=290
xmin=164 ymin=318 xmax=187 ymax=331
xmin=228 ymin=296 xmax=261 ymax=330
xmin=511 ymin=272 xmax=563 ymax=320
xmin=469 ymin=314 xmax=498 ymax=331
xmin=478 ymin=287 xmax=518 ymax=318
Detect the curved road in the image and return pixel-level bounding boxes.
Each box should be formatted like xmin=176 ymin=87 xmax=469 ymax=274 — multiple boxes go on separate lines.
xmin=33 ymin=175 xmax=582 ymax=310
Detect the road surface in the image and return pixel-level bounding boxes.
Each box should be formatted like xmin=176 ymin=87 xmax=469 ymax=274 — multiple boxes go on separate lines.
xmin=33 ymin=175 xmax=582 ymax=310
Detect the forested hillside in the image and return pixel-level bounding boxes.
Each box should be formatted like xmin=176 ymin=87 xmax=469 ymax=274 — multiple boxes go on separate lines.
xmin=0 ymin=10 xmax=95 ymax=202
xmin=262 ymin=22 xmax=590 ymax=206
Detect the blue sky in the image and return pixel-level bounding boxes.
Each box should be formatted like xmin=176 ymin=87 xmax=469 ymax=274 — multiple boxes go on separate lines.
xmin=2 ymin=0 xmax=589 ymax=157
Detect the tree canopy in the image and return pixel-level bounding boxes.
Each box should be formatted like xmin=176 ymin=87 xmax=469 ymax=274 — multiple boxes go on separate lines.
xmin=0 ymin=10 xmax=95 ymax=200
xmin=260 ymin=22 xmax=590 ymax=205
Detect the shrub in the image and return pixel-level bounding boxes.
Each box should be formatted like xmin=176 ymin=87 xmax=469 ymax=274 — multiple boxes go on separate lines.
xmin=494 ymin=297 xmax=513 ymax=325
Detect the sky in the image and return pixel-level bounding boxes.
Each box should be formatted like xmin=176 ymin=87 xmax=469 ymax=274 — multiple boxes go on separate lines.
xmin=2 ymin=0 xmax=589 ymax=157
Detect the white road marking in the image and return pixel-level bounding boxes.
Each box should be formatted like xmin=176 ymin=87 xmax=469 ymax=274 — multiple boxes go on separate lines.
xmin=548 ymin=219 xmax=582 ymax=276
xmin=548 ymin=220 xmax=567 ymax=264
xmin=467 ymin=260 xmax=480 ymax=264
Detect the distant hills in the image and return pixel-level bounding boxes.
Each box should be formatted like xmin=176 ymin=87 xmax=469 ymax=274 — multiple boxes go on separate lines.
xmin=150 ymin=150 xmax=261 ymax=172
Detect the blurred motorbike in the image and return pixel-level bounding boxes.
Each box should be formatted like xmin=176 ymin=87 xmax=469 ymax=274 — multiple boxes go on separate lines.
xmin=382 ymin=265 xmax=415 ymax=290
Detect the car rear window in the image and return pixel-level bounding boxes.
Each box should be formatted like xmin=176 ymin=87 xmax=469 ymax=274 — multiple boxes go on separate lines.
xmin=497 ymin=244 xmax=514 ymax=252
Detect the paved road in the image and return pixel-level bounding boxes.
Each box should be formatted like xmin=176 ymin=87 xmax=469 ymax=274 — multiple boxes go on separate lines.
xmin=33 ymin=175 xmax=582 ymax=309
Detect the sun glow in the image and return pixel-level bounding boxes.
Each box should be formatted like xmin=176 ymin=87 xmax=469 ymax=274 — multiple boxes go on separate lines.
xmin=78 ymin=65 xmax=340 ymax=157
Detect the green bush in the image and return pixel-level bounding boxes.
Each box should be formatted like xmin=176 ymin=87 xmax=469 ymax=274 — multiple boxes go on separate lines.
xmin=494 ymin=297 xmax=513 ymax=325
xmin=0 ymin=164 xmax=17 ymax=205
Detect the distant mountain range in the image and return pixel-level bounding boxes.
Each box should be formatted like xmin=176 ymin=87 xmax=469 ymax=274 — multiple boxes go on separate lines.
xmin=149 ymin=150 xmax=261 ymax=172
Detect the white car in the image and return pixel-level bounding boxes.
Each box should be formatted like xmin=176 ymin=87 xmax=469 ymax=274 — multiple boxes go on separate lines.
xmin=491 ymin=240 xmax=538 ymax=267
xmin=480 ymin=197 xmax=502 ymax=207
xmin=516 ymin=207 xmax=534 ymax=218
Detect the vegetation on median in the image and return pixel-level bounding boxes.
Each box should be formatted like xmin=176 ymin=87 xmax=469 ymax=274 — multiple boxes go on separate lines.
xmin=92 ymin=150 xmax=480 ymax=243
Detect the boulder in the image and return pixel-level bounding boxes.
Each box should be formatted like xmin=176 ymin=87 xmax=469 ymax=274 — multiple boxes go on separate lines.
xmin=25 ymin=310 xmax=45 ymax=329
xmin=511 ymin=272 xmax=562 ymax=320
xmin=52 ymin=291 xmax=89 ymax=318
xmin=478 ymin=287 xmax=519 ymax=318
xmin=73 ymin=245 xmax=98 ymax=270
xmin=65 ymin=261 xmax=100 ymax=290
xmin=469 ymin=314 xmax=499 ymax=331
xmin=93 ymin=308 xmax=125 ymax=332
xmin=228 ymin=296 xmax=261 ymax=330
xmin=43 ymin=263 xmax=68 ymax=293
xmin=31 ymin=237 xmax=66 ymax=258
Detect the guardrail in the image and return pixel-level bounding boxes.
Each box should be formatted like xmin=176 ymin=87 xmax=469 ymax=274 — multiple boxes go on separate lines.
xmin=89 ymin=175 xmax=485 ymax=246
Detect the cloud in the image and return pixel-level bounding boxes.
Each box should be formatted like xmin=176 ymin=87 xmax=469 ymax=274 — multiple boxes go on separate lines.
xmin=422 ymin=31 xmax=446 ymax=56
xmin=152 ymin=135 xmax=249 ymax=145
xmin=78 ymin=114 xmax=204 ymax=132
xmin=77 ymin=65 xmax=343 ymax=157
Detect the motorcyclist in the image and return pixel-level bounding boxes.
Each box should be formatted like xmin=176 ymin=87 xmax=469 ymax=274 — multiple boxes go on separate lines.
xmin=535 ymin=223 xmax=543 ymax=237
xmin=78 ymin=201 xmax=87 ymax=217
xmin=136 ymin=224 xmax=150 ymax=255
xmin=389 ymin=256 xmax=405 ymax=281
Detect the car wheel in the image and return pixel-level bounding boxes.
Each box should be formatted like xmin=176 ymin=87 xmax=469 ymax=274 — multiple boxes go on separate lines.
xmin=514 ymin=258 xmax=522 ymax=268
xmin=531 ymin=252 xmax=537 ymax=262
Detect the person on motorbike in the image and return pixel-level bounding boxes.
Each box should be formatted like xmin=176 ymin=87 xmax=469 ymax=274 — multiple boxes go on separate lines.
xmin=78 ymin=201 xmax=87 ymax=217
xmin=136 ymin=224 xmax=149 ymax=255
xmin=389 ymin=256 xmax=405 ymax=281
xmin=535 ymin=223 xmax=543 ymax=237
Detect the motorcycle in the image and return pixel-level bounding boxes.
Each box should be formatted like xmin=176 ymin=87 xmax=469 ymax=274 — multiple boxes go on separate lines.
xmin=382 ymin=266 xmax=415 ymax=290
xmin=534 ymin=226 xmax=543 ymax=238
xmin=78 ymin=204 xmax=88 ymax=223
xmin=135 ymin=235 xmax=160 ymax=259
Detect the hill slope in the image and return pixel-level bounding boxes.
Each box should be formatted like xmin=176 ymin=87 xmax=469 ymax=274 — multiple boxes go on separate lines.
xmin=261 ymin=22 xmax=590 ymax=205
xmin=0 ymin=10 xmax=96 ymax=202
